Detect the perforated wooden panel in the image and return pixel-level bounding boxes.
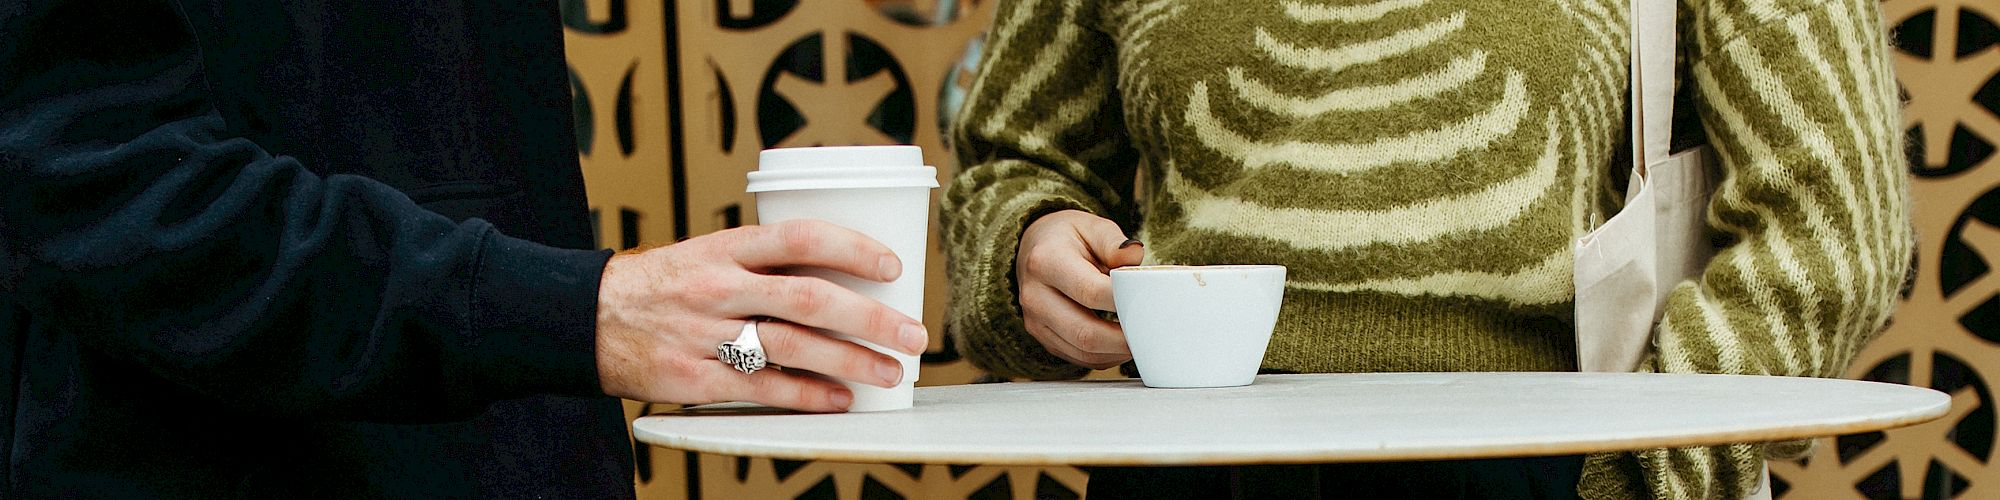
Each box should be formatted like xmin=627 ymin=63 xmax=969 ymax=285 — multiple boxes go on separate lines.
xmin=559 ymin=0 xmax=2000 ymax=498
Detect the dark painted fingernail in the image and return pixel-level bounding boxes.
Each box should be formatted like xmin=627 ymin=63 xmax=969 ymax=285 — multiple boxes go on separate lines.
xmin=1119 ymin=238 xmax=1142 ymax=248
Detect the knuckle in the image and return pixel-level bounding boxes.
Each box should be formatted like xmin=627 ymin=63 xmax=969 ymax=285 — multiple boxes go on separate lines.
xmin=1029 ymin=325 xmax=1084 ymax=360
xmin=1023 ymin=320 xmax=1055 ymax=342
xmin=796 ymin=386 xmax=825 ymax=409
xmin=1022 ymin=246 xmax=1055 ymax=277
xmin=771 ymin=326 xmax=817 ymax=365
xmin=852 ymin=234 xmax=887 ymax=260
xmin=865 ymin=307 xmax=898 ymax=337
xmin=668 ymin=358 xmax=717 ymax=400
xmin=1017 ymin=318 xmax=1041 ymax=337
xmin=1070 ymin=335 xmax=1104 ymax=354
xmin=684 ymin=279 xmax=726 ymax=304
xmin=1020 ymin=291 xmax=1057 ymax=319
xmin=757 ymin=375 xmax=807 ymax=407
xmin=754 ymin=324 xmax=793 ymax=358
xmin=717 ymin=378 xmax=756 ymax=404
xmin=654 ymin=345 xmax=689 ymax=375
xmin=787 ymin=279 xmax=827 ymax=316
xmin=775 ymin=221 xmax=822 ymax=256
xmin=740 ymin=375 xmax=773 ymax=403
xmin=1071 ymin=328 xmax=1119 ymax=354
xmin=750 ymin=372 xmax=781 ymax=395
xmin=839 ymin=350 xmax=875 ymax=380
xmin=680 ymin=276 xmax=738 ymax=306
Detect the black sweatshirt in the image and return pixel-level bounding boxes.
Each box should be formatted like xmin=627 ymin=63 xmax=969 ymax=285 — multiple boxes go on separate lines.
xmin=1 ymin=1 xmax=635 ymax=497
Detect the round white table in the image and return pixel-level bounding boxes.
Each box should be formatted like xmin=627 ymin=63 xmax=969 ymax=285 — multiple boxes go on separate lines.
xmin=631 ymin=372 xmax=1949 ymax=466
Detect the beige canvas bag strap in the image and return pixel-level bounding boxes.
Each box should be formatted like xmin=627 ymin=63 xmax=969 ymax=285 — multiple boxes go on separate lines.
xmin=1631 ymin=0 xmax=1675 ymax=169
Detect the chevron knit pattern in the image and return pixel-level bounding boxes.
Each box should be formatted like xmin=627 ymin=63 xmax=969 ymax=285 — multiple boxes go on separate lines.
xmin=942 ymin=0 xmax=1911 ymax=498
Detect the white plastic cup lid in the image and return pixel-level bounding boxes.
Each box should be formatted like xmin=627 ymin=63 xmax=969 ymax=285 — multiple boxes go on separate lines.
xmin=748 ymin=146 xmax=940 ymax=193
xmin=760 ymin=145 xmax=921 ymax=170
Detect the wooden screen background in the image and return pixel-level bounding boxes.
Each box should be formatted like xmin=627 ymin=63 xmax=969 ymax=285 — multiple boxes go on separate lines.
xmin=559 ymin=0 xmax=2000 ymax=498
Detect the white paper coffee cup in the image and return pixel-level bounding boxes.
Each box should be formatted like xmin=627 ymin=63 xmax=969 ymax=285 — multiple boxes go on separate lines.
xmin=748 ymin=145 xmax=937 ymax=411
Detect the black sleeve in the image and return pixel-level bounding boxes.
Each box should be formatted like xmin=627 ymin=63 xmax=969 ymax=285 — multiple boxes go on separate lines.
xmin=0 ymin=0 xmax=611 ymax=422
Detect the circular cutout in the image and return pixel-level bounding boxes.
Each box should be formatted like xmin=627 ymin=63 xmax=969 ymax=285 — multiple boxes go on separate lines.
xmin=756 ymin=32 xmax=916 ymax=148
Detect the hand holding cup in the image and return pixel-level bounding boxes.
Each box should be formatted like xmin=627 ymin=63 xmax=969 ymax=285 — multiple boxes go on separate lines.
xmin=593 ymin=220 xmax=927 ymax=413
xmin=1015 ymin=209 xmax=1146 ymax=370
xmin=747 ymin=145 xmax=939 ymax=411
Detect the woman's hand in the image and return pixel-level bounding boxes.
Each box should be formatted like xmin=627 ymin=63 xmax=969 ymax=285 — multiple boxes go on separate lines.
xmin=1016 ymin=210 xmax=1145 ymax=369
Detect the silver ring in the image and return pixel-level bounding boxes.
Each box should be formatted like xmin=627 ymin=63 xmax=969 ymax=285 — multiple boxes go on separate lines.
xmin=717 ymin=320 xmax=768 ymax=374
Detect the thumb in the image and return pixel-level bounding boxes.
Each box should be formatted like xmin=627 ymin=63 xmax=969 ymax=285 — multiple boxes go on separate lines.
xmin=1105 ymin=237 xmax=1145 ymax=269
xmin=1079 ymin=217 xmax=1143 ymax=270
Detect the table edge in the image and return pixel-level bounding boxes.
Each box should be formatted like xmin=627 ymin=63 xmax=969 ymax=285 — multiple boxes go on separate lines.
xmin=633 ymin=395 xmax=1950 ymax=466
xmin=633 ymin=374 xmax=1955 ymax=466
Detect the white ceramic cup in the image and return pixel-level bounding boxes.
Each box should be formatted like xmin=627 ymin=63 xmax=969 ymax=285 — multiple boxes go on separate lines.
xmin=747 ymin=145 xmax=938 ymax=412
xmin=1109 ymin=265 xmax=1287 ymax=388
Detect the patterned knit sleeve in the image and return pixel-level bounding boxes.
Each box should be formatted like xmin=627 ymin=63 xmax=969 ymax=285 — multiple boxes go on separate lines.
xmin=1582 ymin=0 xmax=1914 ymax=497
xmin=942 ymin=0 xmax=1140 ymax=380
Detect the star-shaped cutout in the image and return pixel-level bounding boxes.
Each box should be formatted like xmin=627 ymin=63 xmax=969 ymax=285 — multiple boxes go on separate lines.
xmin=771 ymin=68 xmax=900 ymax=147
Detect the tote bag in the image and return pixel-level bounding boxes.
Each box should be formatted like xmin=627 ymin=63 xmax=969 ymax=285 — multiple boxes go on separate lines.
xmin=1573 ymin=0 xmax=1712 ymax=375
xmin=1572 ymin=0 xmax=1773 ymax=497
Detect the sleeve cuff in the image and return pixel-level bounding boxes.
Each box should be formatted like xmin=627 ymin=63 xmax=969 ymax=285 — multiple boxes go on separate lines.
xmin=947 ymin=194 xmax=1099 ymax=380
xmin=461 ymin=228 xmax=614 ymax=400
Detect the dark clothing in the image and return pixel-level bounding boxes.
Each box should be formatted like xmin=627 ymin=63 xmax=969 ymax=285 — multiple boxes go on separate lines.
xmin=1087 ymin=456 xmax=1587 ymax=500
xmin=1 ymin=1 xmax=633 ymax=497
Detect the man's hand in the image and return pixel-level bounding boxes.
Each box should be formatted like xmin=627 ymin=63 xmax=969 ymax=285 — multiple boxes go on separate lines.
xmin=595 ymin=220 xmax=927 ymax=412
xmin=1016 ymin=210 xmax=1144 ymax=369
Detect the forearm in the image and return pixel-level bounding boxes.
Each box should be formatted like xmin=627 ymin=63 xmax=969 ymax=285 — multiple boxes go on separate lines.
xmin=944 ymin=0 xmax=1139 ymax=379
xmin=944 ymin=161 xmax=1108 ymax=379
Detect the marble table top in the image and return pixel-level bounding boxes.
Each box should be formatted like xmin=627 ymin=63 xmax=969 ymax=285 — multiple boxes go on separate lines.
xmin=632 ymin=372 xmax=1949 ymax=466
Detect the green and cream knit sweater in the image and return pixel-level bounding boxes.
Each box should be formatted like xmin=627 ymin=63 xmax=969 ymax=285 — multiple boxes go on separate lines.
xmin=942 ymin=0 xmax=1910 ymax=498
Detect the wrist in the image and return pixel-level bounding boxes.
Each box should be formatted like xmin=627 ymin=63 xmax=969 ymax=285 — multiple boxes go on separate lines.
xmin=594 ymin=252 xmax=645 ymax=398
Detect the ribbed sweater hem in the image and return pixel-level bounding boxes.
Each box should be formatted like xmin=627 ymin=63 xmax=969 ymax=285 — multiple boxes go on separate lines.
xmin=1261 ymin=289 xmax=1577 ymax=374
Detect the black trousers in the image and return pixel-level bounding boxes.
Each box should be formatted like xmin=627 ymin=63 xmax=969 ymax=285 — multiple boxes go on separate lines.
xmin=1086 ymin=455 xmax=1586 ymax=500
